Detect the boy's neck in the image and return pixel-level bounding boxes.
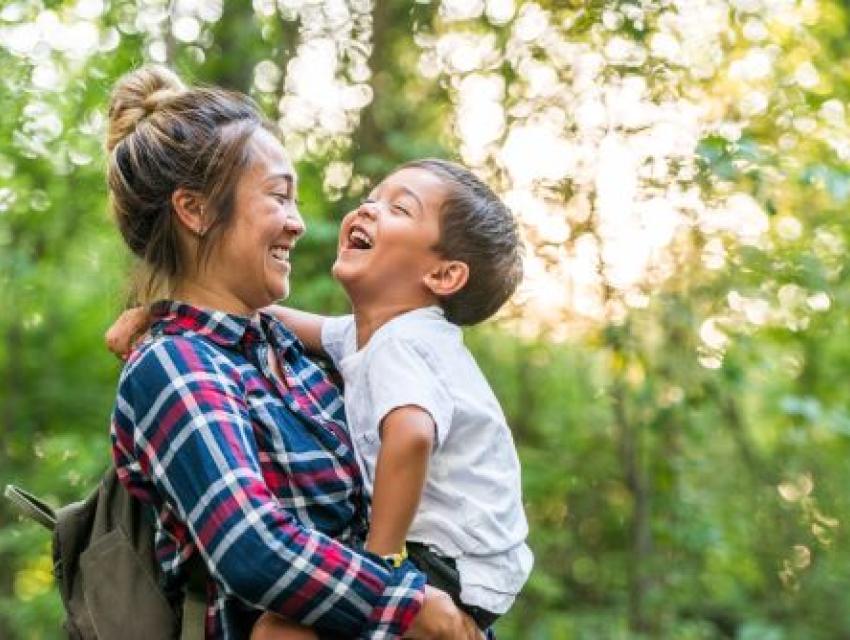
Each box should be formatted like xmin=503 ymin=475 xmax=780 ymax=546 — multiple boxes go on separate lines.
xmin=350 ymin=298 xmax=436 ymax=349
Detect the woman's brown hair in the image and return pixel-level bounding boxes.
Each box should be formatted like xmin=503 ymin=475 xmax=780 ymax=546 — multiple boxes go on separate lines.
xmin=106 ymin=65 xmax=274 ymax=303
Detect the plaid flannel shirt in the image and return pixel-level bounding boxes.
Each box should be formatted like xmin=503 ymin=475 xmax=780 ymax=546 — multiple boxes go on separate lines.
xmin=111 ymin=301 xmax=425 ymax=639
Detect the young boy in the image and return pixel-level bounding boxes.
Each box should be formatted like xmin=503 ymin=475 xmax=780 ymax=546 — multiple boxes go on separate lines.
xmin=108 ymin=159 xmax=532 ymax=637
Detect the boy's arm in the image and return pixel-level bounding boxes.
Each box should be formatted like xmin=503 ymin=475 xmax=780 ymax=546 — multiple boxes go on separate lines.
xmin=366 ymin=406 xmax=435 ymax=557
xmin=105 ymin=306 xmax=153 ymax=359
xmin=264 ymin=305 xmax=327 ymax=355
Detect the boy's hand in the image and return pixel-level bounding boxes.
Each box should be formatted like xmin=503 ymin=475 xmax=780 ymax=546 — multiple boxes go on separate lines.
xmin=105 ymin=306 xmax=152 ymax=360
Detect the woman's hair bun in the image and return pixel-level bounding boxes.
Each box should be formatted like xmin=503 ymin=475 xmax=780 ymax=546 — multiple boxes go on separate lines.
xmin=106 ymin=65 xmax=185 ymax=152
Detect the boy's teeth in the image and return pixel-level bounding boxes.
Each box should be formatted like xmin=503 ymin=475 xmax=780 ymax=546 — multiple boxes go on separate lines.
xmin=350 ymin=229 xmax=372 ymax=248
xmin=270 ymin=246 xmax=288 ymax=260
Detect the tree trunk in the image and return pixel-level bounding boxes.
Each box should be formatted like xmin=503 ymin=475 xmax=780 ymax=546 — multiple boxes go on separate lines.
xmin=611 ymin=370 xmax=653 ymax=633
xmin=349 ymin=0 xmax=394 ymax=181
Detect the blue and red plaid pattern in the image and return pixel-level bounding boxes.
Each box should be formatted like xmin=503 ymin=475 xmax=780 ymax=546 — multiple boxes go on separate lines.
xmin=111 ymin=301 xmax=425 ymax=639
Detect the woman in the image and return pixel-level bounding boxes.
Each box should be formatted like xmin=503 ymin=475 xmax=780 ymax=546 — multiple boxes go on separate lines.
xmin=105 ymin=65 xmax=479 ymax=639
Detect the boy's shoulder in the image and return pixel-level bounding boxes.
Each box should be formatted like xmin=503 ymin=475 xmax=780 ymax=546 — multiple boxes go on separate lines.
xmin=376 ymin=306 xmax=459 ymax=346
xmin=367 ymin=307 xmax=472 ymax=380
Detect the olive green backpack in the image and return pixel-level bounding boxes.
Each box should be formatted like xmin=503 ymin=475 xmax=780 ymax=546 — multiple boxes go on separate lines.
xmin=5 ymin=469 xmax=205 ymax=640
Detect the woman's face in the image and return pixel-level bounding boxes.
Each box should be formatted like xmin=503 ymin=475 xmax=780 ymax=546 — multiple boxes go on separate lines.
xmin=202 ymin=128 xmax=304 ymax=314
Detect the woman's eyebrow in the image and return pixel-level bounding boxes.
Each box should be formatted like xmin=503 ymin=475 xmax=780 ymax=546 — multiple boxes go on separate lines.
xmin=265 ymin=173 xmax=294 ymax=190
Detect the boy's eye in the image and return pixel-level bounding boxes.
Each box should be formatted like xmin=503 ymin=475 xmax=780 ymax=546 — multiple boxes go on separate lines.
xmin=272 ymin=192 xmax=292 ymax=203
xmin=393 ymin=203 xmax=411 ymax=216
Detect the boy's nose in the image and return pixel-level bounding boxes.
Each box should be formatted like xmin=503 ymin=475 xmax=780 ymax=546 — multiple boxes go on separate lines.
xmin=357 ymin=199 xmax=379 ymax=220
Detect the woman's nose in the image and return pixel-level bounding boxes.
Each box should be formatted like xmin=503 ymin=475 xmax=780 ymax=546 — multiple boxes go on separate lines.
xmin=285 ymin=207 xmax=306 ymax=238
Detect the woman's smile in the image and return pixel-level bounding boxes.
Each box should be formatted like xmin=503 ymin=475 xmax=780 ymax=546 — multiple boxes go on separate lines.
xmin=199 ymin=128 xmax=304 ymax=313
xmin=269 ymin=244 xmax=291 ymax=270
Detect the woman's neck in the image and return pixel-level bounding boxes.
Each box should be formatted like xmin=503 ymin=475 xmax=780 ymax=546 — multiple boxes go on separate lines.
xmin=172 ymin=279 xmax=255 ymax=317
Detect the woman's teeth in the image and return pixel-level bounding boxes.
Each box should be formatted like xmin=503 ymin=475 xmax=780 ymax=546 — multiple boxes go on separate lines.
xmin=270 ymin=246 xmax=289 ymax=264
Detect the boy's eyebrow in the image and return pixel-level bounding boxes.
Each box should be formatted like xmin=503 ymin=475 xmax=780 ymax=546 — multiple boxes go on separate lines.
xmin=399 ymin=186 xmax=424 ymax=213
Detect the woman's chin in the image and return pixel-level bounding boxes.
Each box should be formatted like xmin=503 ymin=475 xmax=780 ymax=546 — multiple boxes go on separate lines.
xmin=274 ymin=281 xmax=290 ymax=302
xmin=262 ymin=276 xmax=289 ymax=305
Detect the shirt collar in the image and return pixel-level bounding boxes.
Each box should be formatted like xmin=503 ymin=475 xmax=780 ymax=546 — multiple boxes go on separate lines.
xmin=149 ymin=300 xmax=305 ymax=354
xmin=150 ymin=300 xmax=257 ymax=348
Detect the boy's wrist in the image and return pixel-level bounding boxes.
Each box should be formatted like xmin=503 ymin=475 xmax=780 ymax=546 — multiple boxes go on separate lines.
xmin=379 ymin=546 xmax=408 ymax=569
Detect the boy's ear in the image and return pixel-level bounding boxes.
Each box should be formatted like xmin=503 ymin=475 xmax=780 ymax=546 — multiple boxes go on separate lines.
xmin=171 ymin=188 xmax=207 ymax=236
xmin=423 ymin=259 xmax=469 ymax=298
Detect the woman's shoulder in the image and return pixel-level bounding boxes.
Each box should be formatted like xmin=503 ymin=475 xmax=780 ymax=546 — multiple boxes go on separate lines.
xmin=120 ymin=332 xmax=243 ymax=394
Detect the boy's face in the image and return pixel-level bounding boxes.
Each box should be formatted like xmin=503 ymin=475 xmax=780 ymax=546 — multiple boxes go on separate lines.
xmin=332 ymin=167 xmax=448 ymax=305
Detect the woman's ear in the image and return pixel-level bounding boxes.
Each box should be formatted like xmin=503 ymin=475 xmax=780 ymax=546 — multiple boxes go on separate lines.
xmin=171 ymin=188 xmax=207 ymax=236
xmin=423 ymin=260 xmax=469 ymax=297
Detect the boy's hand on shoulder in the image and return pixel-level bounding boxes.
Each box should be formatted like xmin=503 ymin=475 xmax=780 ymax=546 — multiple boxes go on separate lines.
xmin=105 ymin=306 xmax=152 ymax=360
xmin=263 ymin=305 xmax=327 ymax=355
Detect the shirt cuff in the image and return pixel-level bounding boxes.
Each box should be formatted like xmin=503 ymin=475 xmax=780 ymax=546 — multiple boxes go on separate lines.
xmin=362 ymin=556 xmax=426 ymax=638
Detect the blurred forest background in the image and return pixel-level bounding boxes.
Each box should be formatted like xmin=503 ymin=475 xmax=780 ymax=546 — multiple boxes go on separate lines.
xmin=2 ymin=0 xmax=850 ymax=638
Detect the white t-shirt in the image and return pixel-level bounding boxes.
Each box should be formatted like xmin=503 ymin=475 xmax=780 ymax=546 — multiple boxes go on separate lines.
xmin=321 ymin=306 xmax=533 ymax=614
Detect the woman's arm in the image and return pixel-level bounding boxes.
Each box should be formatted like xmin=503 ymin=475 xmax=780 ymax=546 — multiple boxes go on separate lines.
xmin=366 ymin=406 xmax=434 ymax=557
xmin=263 ymin=305 xmax=326 ymax=355
xmin=114 ymin=337 xmax=425 ymax=638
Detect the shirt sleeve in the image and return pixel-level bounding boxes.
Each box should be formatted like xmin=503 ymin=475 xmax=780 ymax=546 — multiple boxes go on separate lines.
xmin=114 ymin=336 xmax=424 ymax=638
xmin=320 ymin=314 xmax=355 ymax=368
xmin=364 ymin=337 xmax=455 ymax=448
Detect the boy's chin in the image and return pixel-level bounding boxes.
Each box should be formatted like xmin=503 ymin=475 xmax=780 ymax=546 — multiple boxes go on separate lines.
xmin=331 ymin=263 xmax=367 ymax=299
xmin=331 ymin=259 xmax=358 ymax=284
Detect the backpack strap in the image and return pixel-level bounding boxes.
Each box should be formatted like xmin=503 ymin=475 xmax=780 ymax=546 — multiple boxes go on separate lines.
xmin=181 ymin=588 xmax=206 ymax=640
xmin=4 ymin=484 xmax=57 ymax=530
xmin=181 ymin=553 xmax=207 ymax=640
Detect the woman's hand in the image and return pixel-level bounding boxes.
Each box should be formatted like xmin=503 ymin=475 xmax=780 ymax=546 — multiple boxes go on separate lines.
xmin=405 ymin=586 xmax=483 ymax=640
xmin=105 ymin=306 xmax=152 ymax=359
xmin=250 ymin=612 xmax=317 ymax=640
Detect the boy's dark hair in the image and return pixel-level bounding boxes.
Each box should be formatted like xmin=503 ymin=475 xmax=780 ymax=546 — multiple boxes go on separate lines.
xmin=401 ymin=159 xmax=523 ymax=326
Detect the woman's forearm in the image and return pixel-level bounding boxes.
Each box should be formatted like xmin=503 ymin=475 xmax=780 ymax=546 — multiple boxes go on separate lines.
xmin=115 ymin=341 xmax=425 ymax=637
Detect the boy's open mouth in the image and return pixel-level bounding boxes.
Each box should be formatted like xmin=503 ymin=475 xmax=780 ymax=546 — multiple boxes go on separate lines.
xmin=346 ymin=224 xmax=374 ymax=250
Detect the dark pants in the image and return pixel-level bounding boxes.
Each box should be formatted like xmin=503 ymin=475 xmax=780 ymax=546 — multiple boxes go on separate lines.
xmin=406 ymin=542 xmax=500 ymax=631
